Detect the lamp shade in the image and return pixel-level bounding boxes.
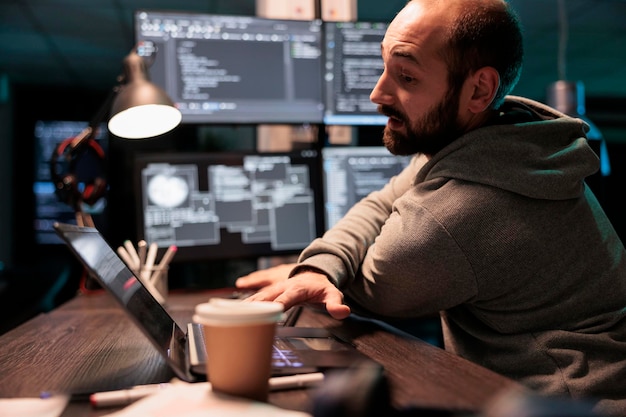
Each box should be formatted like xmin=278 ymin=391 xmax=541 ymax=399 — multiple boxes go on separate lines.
xmin=108 ymin=51 xmax=181 ymax=139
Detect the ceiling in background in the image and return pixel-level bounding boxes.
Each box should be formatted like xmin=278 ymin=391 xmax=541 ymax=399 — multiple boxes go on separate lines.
xmin=0 ymin=0 xmax=625 ymax=105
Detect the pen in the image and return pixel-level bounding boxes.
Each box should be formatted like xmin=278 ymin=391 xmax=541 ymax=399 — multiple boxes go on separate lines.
xmin=124 ymin=240 xmax=141 ymax=271
xmin=158 ymin=244 xmax=177 ymax=269
xmin=150 ymin=245 xmax=177 ymax=284
xmin=116 ymin=246 xmax=136 ymax=272
xmin=90 ymin=383 xmax=171 ymax=408
xmin=137 ymin=240 xmax=147 ymax=269
xmin=142 ymin=242 xmax=158 ymax=282
xmin=88 ymin=372 xmax=324 ymax=408
xmin=138 ymin=272 xmax=166 ymax=305
xmin=268 ymin=372 xmax=324 ymax=390
xmin=40 ymin=391 xmax=91 ymax=402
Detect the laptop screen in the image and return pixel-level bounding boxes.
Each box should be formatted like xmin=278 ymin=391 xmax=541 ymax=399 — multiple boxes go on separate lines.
xmin=53 ymin=222 xmax=191 ymax=380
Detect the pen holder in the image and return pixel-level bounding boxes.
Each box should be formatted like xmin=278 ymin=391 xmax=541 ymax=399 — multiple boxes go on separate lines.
xmin=117 ymin=240 xmax=176 ymax=306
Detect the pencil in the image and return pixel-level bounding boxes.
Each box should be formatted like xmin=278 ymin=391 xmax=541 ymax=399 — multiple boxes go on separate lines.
xmin=137 ymin=240 xmax=147 ymax=269
xmin=116 ymin=246 xmax=136 ymax=272
xmin=123 ymin=240 xmax=141 ymax=272
xmin=142 ymin=242 xmax=158 ymax=283
xmin=150 ymin=245 xmax=177 ymax=284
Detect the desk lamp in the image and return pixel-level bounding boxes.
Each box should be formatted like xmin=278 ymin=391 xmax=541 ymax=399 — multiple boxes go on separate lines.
xmin=108 ymin=43 xmax=182 ymax=139
xmin=50 ymin=42 xmax=181 ymax=226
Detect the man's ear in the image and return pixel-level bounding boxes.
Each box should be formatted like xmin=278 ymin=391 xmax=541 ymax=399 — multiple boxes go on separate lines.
xmin=467 ymin=66 xmax=500 ymax=113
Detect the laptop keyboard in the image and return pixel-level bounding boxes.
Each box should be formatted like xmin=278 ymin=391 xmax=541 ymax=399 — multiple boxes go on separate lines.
xmin=272 ymin=337 xmax=305 ymax=368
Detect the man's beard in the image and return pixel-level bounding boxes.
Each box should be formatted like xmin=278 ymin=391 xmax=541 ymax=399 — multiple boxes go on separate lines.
xmin=379 ymin=89 xmax=464 ymax=156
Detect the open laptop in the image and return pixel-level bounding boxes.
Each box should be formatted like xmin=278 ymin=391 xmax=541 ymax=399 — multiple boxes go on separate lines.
xmin=53 ymin=222 xmax=378 ymax=383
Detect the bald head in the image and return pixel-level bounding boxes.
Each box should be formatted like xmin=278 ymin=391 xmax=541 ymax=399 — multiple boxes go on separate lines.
xmin=406 ymin=0 xmax=510 ymax=19
xmin=397 ymin=0 xmax=523 ymax=107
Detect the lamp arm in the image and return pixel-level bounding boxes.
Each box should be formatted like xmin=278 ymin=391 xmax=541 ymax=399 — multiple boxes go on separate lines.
xmin=69 ymin=86 xmax=116 ymax=152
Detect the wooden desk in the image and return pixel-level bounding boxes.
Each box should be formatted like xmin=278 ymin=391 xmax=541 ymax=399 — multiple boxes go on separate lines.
xmin=0 ymin=291 xmax=520 ymax=416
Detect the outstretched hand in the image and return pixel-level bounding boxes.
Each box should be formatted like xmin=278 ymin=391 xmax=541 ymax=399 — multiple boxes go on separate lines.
xmin=235 ymin=263 xmax=297 ymax=289
xmin=235 ymin=265 xmax=351 ymax=320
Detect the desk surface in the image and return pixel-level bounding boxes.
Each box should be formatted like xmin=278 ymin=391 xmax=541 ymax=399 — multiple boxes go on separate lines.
xmin=0 ymin=290 xmax=520 ymax=416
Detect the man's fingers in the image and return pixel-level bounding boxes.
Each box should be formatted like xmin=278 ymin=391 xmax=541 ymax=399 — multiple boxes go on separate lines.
xmin=236 ymin=272 xmax=280 ymax=289
xmin=242 ymin=270 xmax=351 ymax=320
xmin=323 ymin=291 xmax=352 ymax=319
xmin=235 ymin=263 xmax=296 ymax=289
xmin=245 ymin=284 xmax=285 ymax=302
xmin=235 ymin=275 xmax=264 ymax=289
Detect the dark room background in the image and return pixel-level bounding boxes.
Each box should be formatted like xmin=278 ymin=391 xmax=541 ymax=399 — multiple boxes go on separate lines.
xmin=1 ymin=0 xmax=625 ymax=334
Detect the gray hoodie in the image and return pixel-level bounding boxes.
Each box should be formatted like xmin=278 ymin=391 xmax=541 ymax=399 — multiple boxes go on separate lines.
xmin=295 ymin=96 xmax=626 ymax=415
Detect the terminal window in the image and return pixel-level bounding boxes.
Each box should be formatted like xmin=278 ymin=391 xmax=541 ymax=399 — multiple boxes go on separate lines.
xmin=323 ymin=21 xmax=389 ymax=126
xmin=135 ymin=11 xmax=324 ymax=124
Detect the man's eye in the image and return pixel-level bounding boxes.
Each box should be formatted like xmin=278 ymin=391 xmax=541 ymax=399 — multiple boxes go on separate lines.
xmin=400 ymin=73 xmax=414 ymax=83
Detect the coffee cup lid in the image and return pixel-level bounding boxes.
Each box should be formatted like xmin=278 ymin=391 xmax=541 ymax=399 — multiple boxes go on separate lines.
xmin=193 ymin=298 xmax=284 ymax=326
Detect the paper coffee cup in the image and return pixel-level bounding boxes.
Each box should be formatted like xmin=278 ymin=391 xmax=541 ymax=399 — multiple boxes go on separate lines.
xmin=193 ymin=298 xmax=284 ymax=402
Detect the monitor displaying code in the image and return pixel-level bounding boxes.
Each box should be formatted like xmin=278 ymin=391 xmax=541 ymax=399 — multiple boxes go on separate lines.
xmin=322 ymin=146 xmax=411 ymax=229
xmin=323 ymin=21 xmax=389 ymax=126
xmin=135 ymin=11 xmax=325 ymax=124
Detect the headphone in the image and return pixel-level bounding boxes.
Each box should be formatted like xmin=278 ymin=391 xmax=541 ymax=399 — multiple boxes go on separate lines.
xmin=49 ymin=133 xmax=107 ymax=209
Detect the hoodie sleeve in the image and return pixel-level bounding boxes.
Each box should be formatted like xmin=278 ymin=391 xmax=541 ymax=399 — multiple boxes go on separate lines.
xmin=345 ymin=188 xmax=477 ymax=318
xmin=293 ymin=153 xmax=476 ymax=317
xmin=294 ymin=154 xmax=427 ymax=280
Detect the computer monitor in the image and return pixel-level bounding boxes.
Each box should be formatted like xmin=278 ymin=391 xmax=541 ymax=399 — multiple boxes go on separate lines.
xmin=134 ymin=149 xmax=324 ymax=262
xmin=322 ymin=146 xmax=412 ymax=229
xmin=134 ymin=10 xmax=325 ymax=124
xmin=323 ymin=21 xmax=388 ymax=126
xmin=33 ymin=120 xmax=108 ymax=244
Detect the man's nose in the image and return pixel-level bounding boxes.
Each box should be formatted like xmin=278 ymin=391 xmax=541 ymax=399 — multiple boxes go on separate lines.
xmin=370 ymin=71 xmax=393 ymax=107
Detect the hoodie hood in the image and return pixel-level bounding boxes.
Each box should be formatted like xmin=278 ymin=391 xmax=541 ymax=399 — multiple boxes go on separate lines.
xmin=415 ymin=96 xmax=600 ymax=201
